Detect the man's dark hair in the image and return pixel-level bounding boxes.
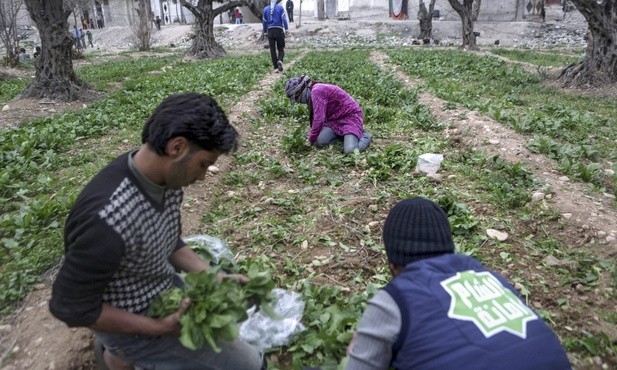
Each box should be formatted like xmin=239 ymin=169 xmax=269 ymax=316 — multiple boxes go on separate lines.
xmin=141 ymin=93 xmax=239 ymax=155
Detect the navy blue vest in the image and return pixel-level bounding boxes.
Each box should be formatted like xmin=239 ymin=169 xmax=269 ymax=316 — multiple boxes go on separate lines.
xmin=383 ymin=254 xmax=571 ymax=370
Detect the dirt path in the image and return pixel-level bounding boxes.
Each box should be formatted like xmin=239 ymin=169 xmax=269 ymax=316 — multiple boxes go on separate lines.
xmin=370 ymin=52 xmax=617 ymax=259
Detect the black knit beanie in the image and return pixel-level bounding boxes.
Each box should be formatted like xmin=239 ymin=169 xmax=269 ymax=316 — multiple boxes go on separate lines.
xmin=383 ymin=197 xmax=455 ymax=266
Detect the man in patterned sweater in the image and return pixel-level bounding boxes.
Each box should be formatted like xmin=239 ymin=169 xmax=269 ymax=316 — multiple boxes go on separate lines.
xmin=49 ymin=93 xmax=265 ymax=370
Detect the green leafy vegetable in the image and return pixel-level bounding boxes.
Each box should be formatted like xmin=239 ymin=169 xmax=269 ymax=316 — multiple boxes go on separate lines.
xmin=148 ymin=266 xmax=278 ymax=352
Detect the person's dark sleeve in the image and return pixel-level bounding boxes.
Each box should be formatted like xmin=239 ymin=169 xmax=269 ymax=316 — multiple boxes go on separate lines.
xmin=49 ymin=216 xmax=125 ymax=327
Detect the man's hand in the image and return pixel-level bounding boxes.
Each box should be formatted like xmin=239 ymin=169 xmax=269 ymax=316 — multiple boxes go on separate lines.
xmin=158 ymin=298 xmax=191 ymax=335
xmin=347 ymin=331 xmax=357 ymax=355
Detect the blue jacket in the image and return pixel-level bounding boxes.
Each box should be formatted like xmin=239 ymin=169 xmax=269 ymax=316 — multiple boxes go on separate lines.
xmin=262 ymin=4 xmax=288 ymax=33
xmin=383 ymin=254 xmax=572 ymax=370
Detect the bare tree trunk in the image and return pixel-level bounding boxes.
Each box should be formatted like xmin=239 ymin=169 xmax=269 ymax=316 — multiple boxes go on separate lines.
xmin=0 ymin=0 xmax=23 ymax=67
xmin=180 ymin=0 xmax=246 ymax=59
xmin=418 ymin=0 xmax=437 ymax=40
xmin=447 ymin=0 xmax=477 ymax=50
xmin=471 ymin=0 xmax=481 ymax=21
xmin=21 ymin=0 xmax=91 ymax=101
xmin=559 ymin=0 xmax=617 ymax=87
xmin=133 ymin=0 xmax=153 ymax=51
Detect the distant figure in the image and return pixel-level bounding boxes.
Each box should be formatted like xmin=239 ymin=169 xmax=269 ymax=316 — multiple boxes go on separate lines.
xmin=97 ymin=14 xmax=104 ymax=29
xmin=71 ymin=25 xmax=81 ymax=49
xmin=263 ymin=0 xmax=288 ymax=73
xmin=89 ymin=18 xmax=95 ymax=29
xmin=234 ymin=8 xmax=243 ymax=24
xmin=80 ymin=28 xmax=87 ymax=49
xmin=228 ymin=8 xmax=234 ymax=23
xmin=155 ymin=15 xmax=161 ymax=30
xmin=82 ymin=18 xmax=88 ymax=30
xmin=540 ymin=2 xmax=546 ymax=22
xmin=86 ymin=30 xmax=94 ymax=48
xmin=286 ymin=0 xmax=294 ymax=23
xmin=562 ymin=0 xmax=571 ymax=20
xmin=33 ymin=46 xmax=41 ymax=58
xmin=18 ymin=48 xmax=30 ymax=61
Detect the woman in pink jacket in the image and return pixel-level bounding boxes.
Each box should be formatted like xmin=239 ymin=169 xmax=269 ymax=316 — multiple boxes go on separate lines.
xmin=285 ymin=75 xmax=372 ymax=153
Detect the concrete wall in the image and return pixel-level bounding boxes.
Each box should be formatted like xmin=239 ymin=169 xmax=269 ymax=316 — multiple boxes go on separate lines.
xmin=297 ymin=0 xmax=526 ymax=22
xmin=84 ymin=0 xmax=534 ymax=29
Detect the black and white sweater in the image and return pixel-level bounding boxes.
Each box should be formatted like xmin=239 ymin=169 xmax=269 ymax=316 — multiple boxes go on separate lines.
xmin=49 ymin=152 xmax=185 ymax=327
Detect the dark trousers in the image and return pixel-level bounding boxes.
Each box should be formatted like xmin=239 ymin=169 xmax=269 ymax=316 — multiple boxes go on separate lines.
xmin=287 ymin=10 xmax=294 ymax=22
xmin=267 ymin=28 xmax=285 ymax=69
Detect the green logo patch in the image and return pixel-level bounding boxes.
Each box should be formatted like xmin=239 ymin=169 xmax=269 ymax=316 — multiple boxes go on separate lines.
xmin=440 ymin=271 xmax=538 ymax=339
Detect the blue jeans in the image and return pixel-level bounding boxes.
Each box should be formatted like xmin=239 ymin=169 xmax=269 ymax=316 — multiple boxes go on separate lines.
xmin=96 ymin=331 xmax=263 ymax=370
xmin=316 ymin=127 xmax=372 ymax=153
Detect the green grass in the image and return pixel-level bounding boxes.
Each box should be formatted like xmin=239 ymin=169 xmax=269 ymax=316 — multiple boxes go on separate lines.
xmin=387 ymin=49 xmax=617 ymax=192
xmin=490 ymin=47 xmax=583 ymax=67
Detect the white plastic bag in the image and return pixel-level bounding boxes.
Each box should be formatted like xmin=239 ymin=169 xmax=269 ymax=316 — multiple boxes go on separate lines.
xmin=416 ymin=153 xmax=444 ymax=175
xmin=240 ymin=288 xmax=306 ymax=352
xmin=183 ymin=235 xmax=305 ymax=351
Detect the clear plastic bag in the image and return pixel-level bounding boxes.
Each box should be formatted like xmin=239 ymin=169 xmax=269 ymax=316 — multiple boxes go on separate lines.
xmin=240 ymin=288 xmax=306 ymax=352
xmin=182 ymin=235 xmax=305 ymax=351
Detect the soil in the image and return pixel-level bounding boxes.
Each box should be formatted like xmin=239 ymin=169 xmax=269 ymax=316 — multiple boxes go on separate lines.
xmin=1 ymin=8 xmax=616 ymax=370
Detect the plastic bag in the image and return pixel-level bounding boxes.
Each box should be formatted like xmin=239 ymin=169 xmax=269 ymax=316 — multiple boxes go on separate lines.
xmin=182 ymin=235 xmax=305 ymax=351
xmin=415 ymin=153 xmax=444 ymax=175
xmin=240 ymin=288 xmax=306 ymax=352
xmin=183 ymin=234 xmax=236 ymax=268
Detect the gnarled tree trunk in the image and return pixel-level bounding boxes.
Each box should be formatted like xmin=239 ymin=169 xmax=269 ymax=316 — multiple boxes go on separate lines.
xmin=447 ymin=0 xmax=478 ymax=50
xmin=180 ymin=0 xmax=255 ymax=59
xmin=21 ymin=0 xmax=90 ymax=101
xmin=559 ymin=0 xmax=617 ymax=87
xmin=418 ymin=0 xmax=437 ymax=41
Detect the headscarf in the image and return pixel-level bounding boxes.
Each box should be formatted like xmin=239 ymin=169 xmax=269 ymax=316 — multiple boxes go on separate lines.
xmin=285 ymin=75 xmax=312 ymax=104
xmin=270 ymin=0 xmax=277 ymax=15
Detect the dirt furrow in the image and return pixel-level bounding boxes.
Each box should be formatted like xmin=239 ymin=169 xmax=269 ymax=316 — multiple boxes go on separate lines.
xmin=369 ymin=51 xmax=617 ymax=260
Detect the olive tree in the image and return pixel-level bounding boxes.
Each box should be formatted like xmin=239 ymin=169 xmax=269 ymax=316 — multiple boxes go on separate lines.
xmin=0 ymin=0 xmax=23 ymax=67
xmin=180 ymin=0 xmax=268 ymax=59
xmin=133 ymin=0 xmax=153 ymax=51
xmin=559 ymin=0 xmax=617 ymax=87
xmin=21 ymin=0 xmax=90 ymax=101
xmin=417 ymin=0 xmax=437 ymax=41
xmin=446 ymin=0 xmax=480 ymax=50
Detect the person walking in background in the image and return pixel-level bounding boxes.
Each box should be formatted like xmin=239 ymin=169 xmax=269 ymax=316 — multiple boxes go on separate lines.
xmin=89 ymin=18 xmax=95 ymax=29
xmin=86 ymin=30 xmax=94 ymax=48
xmin=263 ymin=0 xmax=288 ymax=73
xmin=228 ymin=8 xmax=234 ymax=23
xmin=285 ymin=75 xmax=373 ymax=154
xmin=155 ymin=15 xmax=162 ymax=30
xmin=48 ymin=93 xmax=267 ymax=370
xmin=80 ymin=28 xmax=87 ymax=49
xmin=286 ymin=0 xmax=294 ymax=23
xmin=71 ymin=25 xmax=81 ymax=50
xmin=33 ymin=46 xmax=41 ymax=58
xmin=234 ymin=8 xmax=243 ymax=24
xmin=343 ymin=197 xmax=572 ymax=369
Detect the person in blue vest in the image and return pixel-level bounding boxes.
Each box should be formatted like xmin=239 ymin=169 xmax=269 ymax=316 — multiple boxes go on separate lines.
xmin=344 ymin=197 xmax=572 ymax=370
